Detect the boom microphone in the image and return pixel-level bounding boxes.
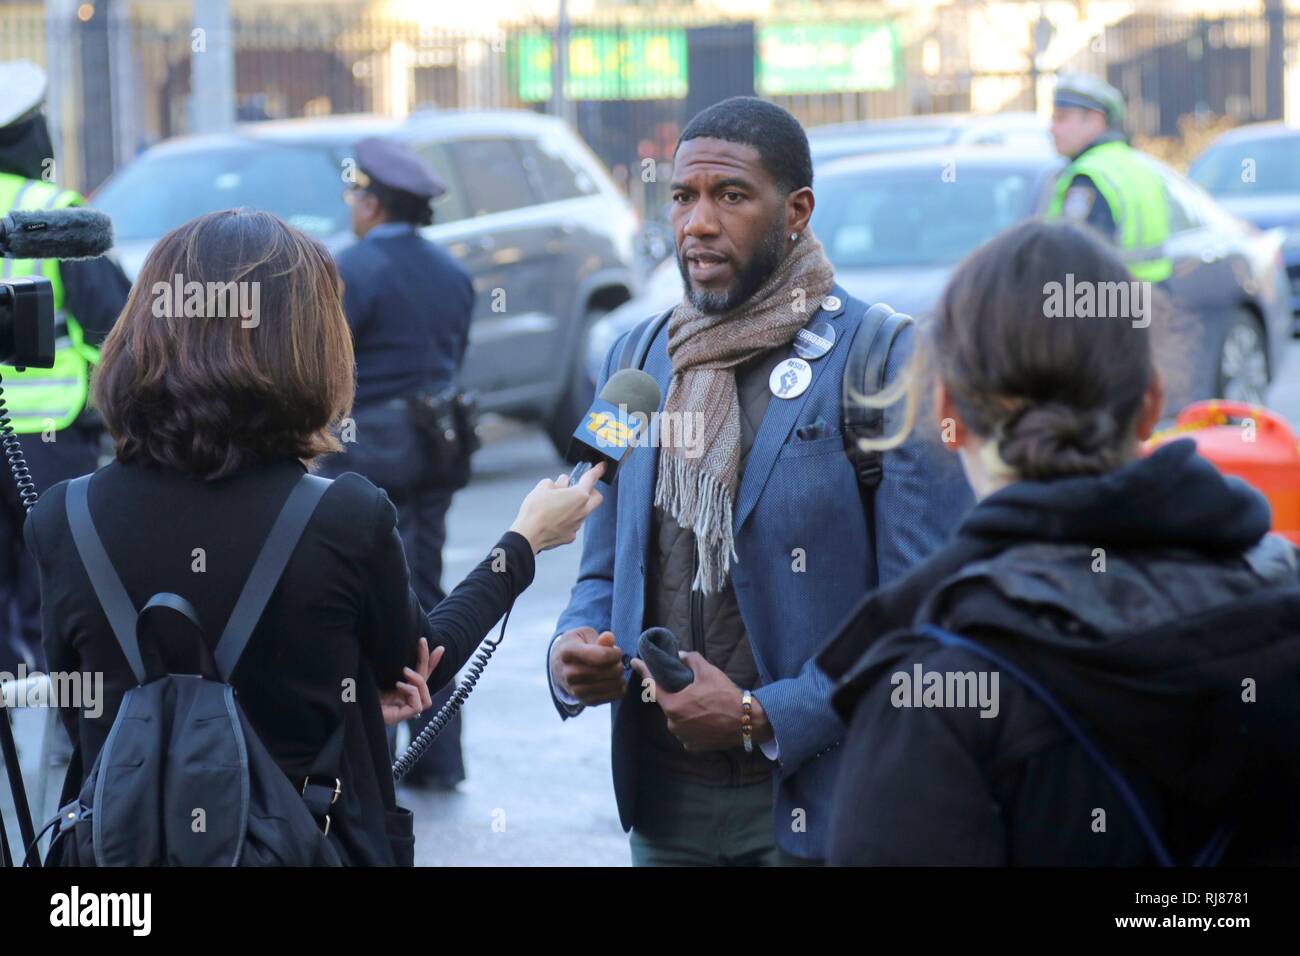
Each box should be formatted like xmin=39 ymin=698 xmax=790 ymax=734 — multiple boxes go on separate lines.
xmin=0 ymin=207 xmax=114 ymax=260
xmin=566 ymin=368 xmax=661 ymax=483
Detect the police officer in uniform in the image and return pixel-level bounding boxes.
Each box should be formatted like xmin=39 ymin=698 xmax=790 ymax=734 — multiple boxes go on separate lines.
xmin=0 ymin=61 xmax=130 ymax=672
xmin=1045 ymin=73 xmax=1172 ymax=284
xmin=321 ymin=137 xmax=475 ymax=789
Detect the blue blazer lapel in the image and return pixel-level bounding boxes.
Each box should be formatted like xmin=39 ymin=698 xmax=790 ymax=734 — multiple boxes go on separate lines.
xmin=733 ymin=289 xmax=848 ymax=531
xmin=732 ymin=358 xmax=819 ymax=531
xmin=623 ymin=324 xmax=673 ymax=561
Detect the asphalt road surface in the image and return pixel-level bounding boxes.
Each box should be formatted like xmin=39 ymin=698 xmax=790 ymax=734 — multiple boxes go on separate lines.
xmin=4 ymin=340 xmax=1299 ymax=866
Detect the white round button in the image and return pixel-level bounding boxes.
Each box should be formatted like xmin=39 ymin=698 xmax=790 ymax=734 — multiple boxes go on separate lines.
xmin=769 ymin=358 xmax=813 ymax=399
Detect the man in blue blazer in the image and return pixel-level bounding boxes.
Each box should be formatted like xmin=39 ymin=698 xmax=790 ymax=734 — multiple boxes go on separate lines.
xmin=548 ymin=98 xmax=972 ymax=864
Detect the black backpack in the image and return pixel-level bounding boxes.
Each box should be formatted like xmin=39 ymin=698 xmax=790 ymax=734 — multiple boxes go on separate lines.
xmin=36 ymin=472 xmax=344 ymax=867
xmin=617 ymin=298 xmax=913 ymax=495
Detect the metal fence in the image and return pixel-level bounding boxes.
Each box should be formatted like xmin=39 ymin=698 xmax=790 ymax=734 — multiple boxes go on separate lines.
xmin=1 ymin=3 xmax=1295 ymax=213
xmin=1062 ymin=10 xmax=1290 ymax=140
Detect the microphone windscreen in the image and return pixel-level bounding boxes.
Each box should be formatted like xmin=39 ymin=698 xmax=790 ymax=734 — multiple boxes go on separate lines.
xmin=2 ymin=207 xmax=114 ymax=259
xmin=599 ymin=368 xmax=661 ymax=422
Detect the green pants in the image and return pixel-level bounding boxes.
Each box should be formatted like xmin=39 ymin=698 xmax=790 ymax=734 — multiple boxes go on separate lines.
xmin=629 ymin=773 xmax=823 ymax=867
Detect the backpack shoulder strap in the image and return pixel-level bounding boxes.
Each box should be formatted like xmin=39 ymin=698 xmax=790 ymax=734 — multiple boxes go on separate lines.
xmin=918 ymin=623 xmax=1235 ymax=866
xmin=842 ymin=302 xmax=914 ymax=491
xmin=66 ymin=474 xmax=146 ymax=684
xmin=617 ymin=307 xmax=673 ymax=373
xmin=213 ymin=473 xmax=331 ymax=681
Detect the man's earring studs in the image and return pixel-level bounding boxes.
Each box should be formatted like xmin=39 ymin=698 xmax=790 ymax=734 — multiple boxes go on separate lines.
xmin=790 ymin=232 xmax=799 ymax=241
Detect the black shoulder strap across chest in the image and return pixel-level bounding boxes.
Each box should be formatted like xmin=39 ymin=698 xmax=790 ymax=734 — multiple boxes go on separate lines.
xmin=842 ymin=302 xmax=914 ymax=490
xmin=617 ymin=307 xmax=673 ymax=373
xmin=66 ymin=471 xmax=332 ymax=684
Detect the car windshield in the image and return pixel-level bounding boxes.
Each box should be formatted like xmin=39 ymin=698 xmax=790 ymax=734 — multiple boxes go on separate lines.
xmin=812 ymin=165 xmax=1039 ymax=268
xmin=1190 ymin=135 xmax=1300 ymax=196
xmin=93 ymin=142 xmax=349 ymax=240
xmin=809 ymin=129 xmax=955 ymax=164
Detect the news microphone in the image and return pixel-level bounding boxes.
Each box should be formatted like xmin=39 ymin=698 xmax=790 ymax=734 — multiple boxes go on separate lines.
xmin=0 ymin=207 xmax=114 ymax=260
xmin=636 ymin=626 xmax=694 ymax=692
xmin=565 ymin=368 xmax=661 ymax=484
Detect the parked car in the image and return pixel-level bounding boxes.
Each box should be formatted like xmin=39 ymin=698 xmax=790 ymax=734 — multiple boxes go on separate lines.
xmin=1190 ymin=122 xmax=1300 ymax=329
xmin=92 ymin=110 xmax=642 ymax=453
xmin=806 ymin=111 xmax=1054 ymax=165
xmin=590 ymin=145 xmax=1290 ymax=410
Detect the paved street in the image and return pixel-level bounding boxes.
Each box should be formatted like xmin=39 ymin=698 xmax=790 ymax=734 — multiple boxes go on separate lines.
xmin=4 ymin=340 xmax=1298 ymax=865
xmin=395 ymin=417 xmax=627 ymax=866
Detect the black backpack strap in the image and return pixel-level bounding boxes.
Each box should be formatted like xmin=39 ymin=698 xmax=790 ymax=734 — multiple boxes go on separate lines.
xmin=842 ymin=303 xmax=914 ymax=491
xmin=213 ymin=473 xmax=331 ymax=681
xmin=919 ymin=623 xmax=1236 ymax=866
xmin=66 ymin=474 xmax=147 ymax=685
xmin=617 ymin=307 xmax=674 ymax=373
xmin=136 ymin=592 xmax=217 ymax=682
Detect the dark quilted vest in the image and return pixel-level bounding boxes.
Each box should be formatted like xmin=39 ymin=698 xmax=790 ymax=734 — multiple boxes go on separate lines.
xmin=640 ymin=347 xmax=787 ymax=785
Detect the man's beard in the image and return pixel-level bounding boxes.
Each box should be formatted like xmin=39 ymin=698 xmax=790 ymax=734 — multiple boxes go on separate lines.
xmin=678 ymin=216 xmax=787 ymax=315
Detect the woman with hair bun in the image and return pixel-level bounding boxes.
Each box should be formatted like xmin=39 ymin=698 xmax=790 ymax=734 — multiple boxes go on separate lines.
xmin=818 ymin=219 xmax=1300 ymax=865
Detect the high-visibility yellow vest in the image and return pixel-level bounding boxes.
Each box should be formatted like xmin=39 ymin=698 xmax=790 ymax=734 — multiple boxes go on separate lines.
xmin=0 ymin=171 xmax=100 ymax=433
xmin=1046 ymin=140 xmax=1173 ymax=284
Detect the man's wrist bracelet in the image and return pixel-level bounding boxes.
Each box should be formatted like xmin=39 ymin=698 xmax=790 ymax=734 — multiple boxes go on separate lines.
xmin=741 ymin=689 xmax=754 ymax=753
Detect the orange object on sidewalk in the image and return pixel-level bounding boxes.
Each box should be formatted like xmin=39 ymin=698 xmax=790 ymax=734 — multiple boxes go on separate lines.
xmin=1146 ymin=401 xmax=1300 ymax=545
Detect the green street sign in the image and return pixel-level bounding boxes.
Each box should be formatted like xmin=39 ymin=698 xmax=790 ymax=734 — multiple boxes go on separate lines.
xmin=758 ymin=23 xmax=901 ymax=95
xmin=514 ymin=29 xmax=688 ymax=102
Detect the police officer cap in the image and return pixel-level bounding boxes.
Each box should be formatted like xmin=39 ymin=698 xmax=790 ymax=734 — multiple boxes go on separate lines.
xmin=1054 ymin=73 xmax=1125 ymax=126
xmin=0 ymin=60 xmax=47 ymax=129
xmin=353 ymin=137 xmax=446 ymax=201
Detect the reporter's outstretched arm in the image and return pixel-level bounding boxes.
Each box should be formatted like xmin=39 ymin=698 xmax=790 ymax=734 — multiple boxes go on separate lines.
xmin=358 ymin=466 xmax=602 ymax=695
xmin=548 ymin=334 xmax=628 ymax=717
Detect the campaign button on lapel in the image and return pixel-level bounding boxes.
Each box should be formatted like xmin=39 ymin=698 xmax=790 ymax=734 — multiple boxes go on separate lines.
xmin=793 ymin=320 xmax=836 ymax=361
xmin=770 ymin=358 xmax=813 ymax=399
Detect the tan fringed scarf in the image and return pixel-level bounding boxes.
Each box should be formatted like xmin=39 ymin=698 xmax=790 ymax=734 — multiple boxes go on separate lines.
xmin=656 ymin=228 xmax=834 ymax=593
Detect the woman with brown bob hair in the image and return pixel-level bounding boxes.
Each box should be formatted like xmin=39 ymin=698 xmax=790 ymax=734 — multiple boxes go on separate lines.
xmin=819 ymin=219 xmax=1300 ymax=865
xmin=27 ymin=209 xmax=603 ymax=865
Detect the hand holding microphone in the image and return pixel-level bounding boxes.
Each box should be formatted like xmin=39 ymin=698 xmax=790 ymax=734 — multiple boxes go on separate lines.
xmin=564 ymin=368 xmax=661 ymax=483
xmin=548 ymin=366 xmax=663 ymax=704
xmin=509 ymin=461 xmax=605 ymax=554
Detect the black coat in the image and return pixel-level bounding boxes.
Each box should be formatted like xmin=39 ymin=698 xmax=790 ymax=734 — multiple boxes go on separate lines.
xmin=818 ymin=440 xmax=1300 ymax=865
xmin=26 ymin=457 xmax=534 ymax=865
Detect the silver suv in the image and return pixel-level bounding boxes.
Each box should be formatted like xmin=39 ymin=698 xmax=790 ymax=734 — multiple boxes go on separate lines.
xmin=93 ymin=110 xmax=641 ymax=452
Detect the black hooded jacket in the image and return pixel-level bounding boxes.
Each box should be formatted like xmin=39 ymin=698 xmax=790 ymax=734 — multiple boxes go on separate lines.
xmin=818 ymin=440 xmax=1300 ymax=865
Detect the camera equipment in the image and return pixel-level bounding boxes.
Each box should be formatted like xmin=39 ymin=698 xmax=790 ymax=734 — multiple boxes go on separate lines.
xmin=0 ymin=276 xmax=54 ymax=371
xmin=0 ymin=207 xmax=114 ymax=261
xmin=0 ymin=205 xmax=113 ymax=866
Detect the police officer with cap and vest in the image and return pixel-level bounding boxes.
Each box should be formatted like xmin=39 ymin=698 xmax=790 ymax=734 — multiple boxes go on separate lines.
xmin=0 ymin=60 xmax=130 ymax=672
xmin=1045 ymin=73 xmax=1172 ymax=283
xmin=320 ymin=136 xmax=476 ymax=789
